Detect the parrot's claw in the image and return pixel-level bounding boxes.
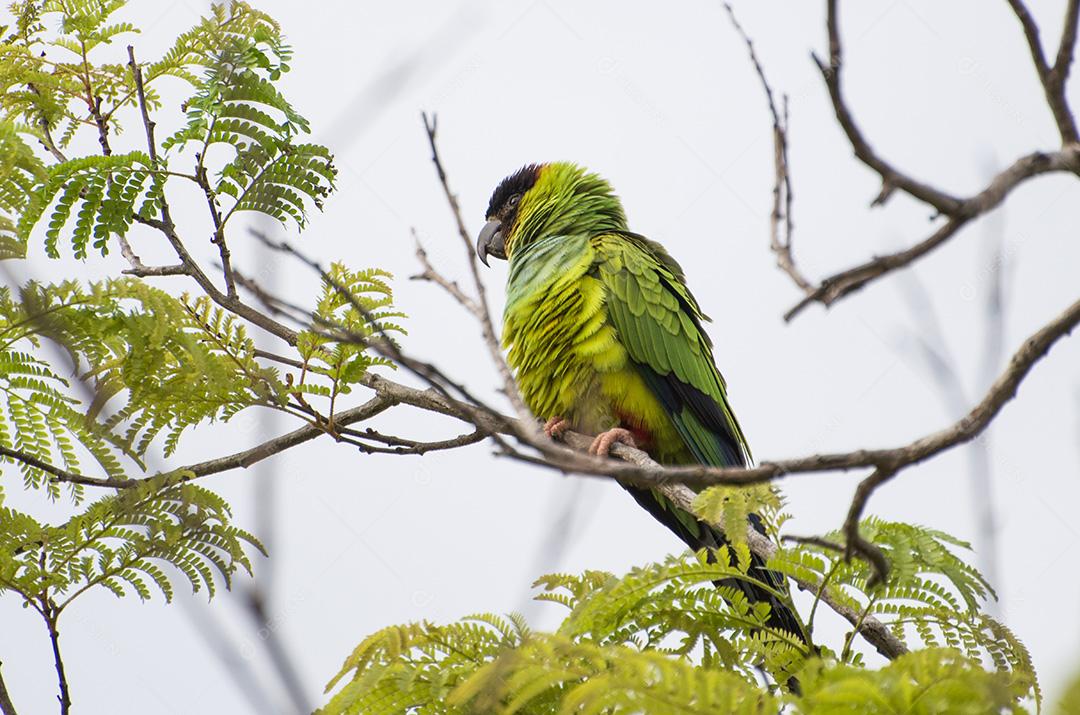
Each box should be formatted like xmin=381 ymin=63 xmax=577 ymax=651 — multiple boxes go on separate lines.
xmin=543 ymin=416 xmax=569 ymax=440
xmin=588 ymin=428 xmax=637 ymax=457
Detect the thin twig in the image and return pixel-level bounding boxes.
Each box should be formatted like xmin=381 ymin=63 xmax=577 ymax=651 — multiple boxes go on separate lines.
xmin=410 ymin=229 xmax=483 ymax=317
xmin=53 ymin=396 xmax=395 ymax=489
xmin=722 ymin=3 xmax=813 ymax=293
xmin=782 ymin=534 xmax=844 ymax=552
xmin=196 ymin=160 xmax=236 ymax=298
xmin=116 ymin=233 xmax=186 ymax=277
xmin=337 ymin=426 xmax=487 ymax=455
xmin=44 ymin=608 xmax=70 ymax=715
xmin=841 ymin=467 xmax=894 ymax=587
xmin=420 ymin=113 xmax=536 ymax=429
xmin=126 ymin=46 xmax=157 ymax=164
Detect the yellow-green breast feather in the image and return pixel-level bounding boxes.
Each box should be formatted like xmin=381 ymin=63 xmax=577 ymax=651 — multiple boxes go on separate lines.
xmin=503 ymin=230 xmax=749 ymax=469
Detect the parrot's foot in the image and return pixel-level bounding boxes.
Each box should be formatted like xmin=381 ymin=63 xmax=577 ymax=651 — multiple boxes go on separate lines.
xmin=543 ymin=416 xmax=569 ymax=440
xmin=588 ymin=428 xmax=637 ymax=457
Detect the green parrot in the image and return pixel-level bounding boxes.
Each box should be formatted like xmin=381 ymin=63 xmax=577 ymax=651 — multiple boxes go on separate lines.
xmin=476 ymin=161 xmax=802 ymax=639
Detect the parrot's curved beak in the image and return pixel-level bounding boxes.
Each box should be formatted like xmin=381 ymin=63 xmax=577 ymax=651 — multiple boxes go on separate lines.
xmin=476 ymin=219 xmax=506 ymax=266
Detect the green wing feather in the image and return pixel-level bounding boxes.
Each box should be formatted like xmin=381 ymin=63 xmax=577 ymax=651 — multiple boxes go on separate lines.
xmin=594 ymin=232 xmax=750 ymax=469
xmin=593 ymin=232 xmax=804 ymax=642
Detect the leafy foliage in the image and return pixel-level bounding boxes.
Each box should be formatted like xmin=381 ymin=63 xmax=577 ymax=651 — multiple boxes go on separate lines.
xmin=692 ymin=482 xmax=783 ymax=545
xmin=160 ymin=1 xmax=335 ymax=229
xmin=295 ymin=263 xmax=404 ymax=414
xmin=0 ymin=277 xmax=291 ymax=498
xmin=320 ymin=551 xmax=796 ymax=715
xmin=3 ymin=0 xmax=336 ymax=259
xmin=0 ymin=2 xmax=406 ymax=711
xmin=17 ymin=150 xmax=156 ymax=257
xmin=0 ymin=282 xmax=125 ymax=498
xmin=797 ymin=648 xmax=1035 ymax=715
xmin=0 ymin=478 xmax=263 ymax=608
xmin=321 ymin=523 xmax=1041 ymax=714
xmin=0 ymin=121 xmax=45 ymax=258
xmin=771 ymin=515 xmax=1035 ymax=700
xmin=0 ymin=0 xmax=142 ymax=152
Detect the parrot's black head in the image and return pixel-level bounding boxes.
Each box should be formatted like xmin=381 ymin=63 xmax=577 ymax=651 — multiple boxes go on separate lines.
xmin=476 ymin=162 xmax=626 ymax=265
xmin=477 ymin=164 xmax=542 ymax=265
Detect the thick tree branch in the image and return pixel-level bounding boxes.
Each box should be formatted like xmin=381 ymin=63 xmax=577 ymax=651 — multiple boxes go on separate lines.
xmin=0 ymin=662 xmax=17 ymax=715
xmin=350 ymin=286 xmax=1078 ymax=494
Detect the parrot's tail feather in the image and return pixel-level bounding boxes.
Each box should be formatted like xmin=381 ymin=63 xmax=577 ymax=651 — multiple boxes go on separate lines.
xmin=623 ymin=485 xmax=804 ymax=693
xmin=621 ymin=485 xmax=806 ymax=641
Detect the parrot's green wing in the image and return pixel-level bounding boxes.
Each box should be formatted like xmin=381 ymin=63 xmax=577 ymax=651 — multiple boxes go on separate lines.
xmin=595 ymin=232 xmax=750 ymax=470
xmin=594 ymin=232 xmax=804 ymax=644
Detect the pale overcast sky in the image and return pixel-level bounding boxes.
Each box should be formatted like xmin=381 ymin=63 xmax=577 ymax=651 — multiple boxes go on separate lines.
xmin=2 ymin=1 xmax=1078 ymax=712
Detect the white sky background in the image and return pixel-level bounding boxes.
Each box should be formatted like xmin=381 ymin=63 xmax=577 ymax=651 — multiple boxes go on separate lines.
xmin=2 ymin=0 xmax=1079 ymax=712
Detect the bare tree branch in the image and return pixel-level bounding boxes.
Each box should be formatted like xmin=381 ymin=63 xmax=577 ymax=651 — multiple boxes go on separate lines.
xmin=1005 ymin=0 xmax=1080 ymax=144
xmin=0 ymin=662 xmax=18 ymax=715
xmin=0 ymin=446 xmax=86 ymax=485
xmin=784 ymin=148 xmax=1080 ymax=320
xmin=53 ymin=396 xmax=395 ymax=489
xmin=814 ymin=0 xmax=963 ymax=214
xmin=722 ymin=3 xmax=813 ymax=294
xmin=195 ymin=159 xmax=236 ymax=298
xmin=337 ymin=426 xmax=487 ymax=455
xmin=420 ymin=113 xmax=537 ymax=430
xmin=774 ymin=0 xmax=1080 ymax=321
xmin=125 ymin=46 xmax=157 ymax=165
xmin=116 ymin=233 xmax=185 ymax=277
xmin=43 ymin=608 xmax=69 ymax=715
xmin=411 ymin=230 xmax=483 ymax=318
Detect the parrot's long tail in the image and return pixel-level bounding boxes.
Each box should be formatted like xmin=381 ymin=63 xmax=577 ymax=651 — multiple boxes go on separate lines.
xmin=621 ymin=485 xmax=805 ymax=641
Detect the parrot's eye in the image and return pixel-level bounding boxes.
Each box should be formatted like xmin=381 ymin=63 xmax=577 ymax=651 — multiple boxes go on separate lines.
xmin=507 ymin=193 xmax=521 ymax=208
